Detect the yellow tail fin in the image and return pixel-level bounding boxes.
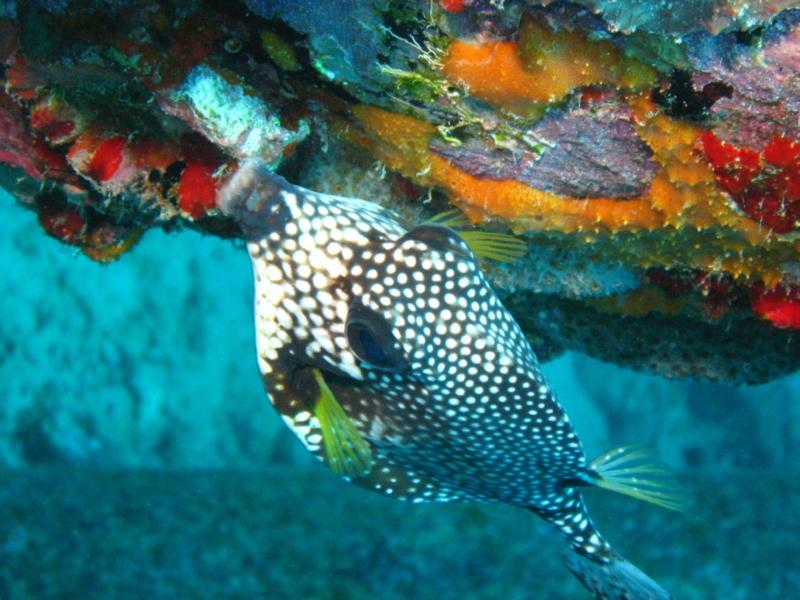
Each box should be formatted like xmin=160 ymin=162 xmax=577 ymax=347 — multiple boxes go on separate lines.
xmin=587 ymin=445 xmax=692 ymax=512
xmin=312 ymin=369 xmax=373 ymax=479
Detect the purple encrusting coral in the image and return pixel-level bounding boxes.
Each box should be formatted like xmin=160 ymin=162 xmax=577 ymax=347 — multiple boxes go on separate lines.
xmin=0 ymin=91 xmax=41 ymax=179
xmin=531 ymin=0 xmax=798 ymax=35
xmin=688 ymin=9 xmax=800 ymax=147
xmin=431 ymin=101 xmax=659 ymax=198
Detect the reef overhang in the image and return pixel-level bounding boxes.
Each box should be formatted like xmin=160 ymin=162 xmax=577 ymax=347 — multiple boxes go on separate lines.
xmin=2 ymin=0 xmax=800 ymax=383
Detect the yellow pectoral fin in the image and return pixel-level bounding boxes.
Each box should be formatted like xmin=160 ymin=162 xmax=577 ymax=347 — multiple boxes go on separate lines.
xmin=312 ymin=369 xmax=374 ymax=479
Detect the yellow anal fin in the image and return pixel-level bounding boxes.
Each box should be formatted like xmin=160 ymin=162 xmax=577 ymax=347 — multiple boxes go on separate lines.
xmin=312 ymin=369 xmax=374 ymax=479
xmin=458 ymin=230 xmax=528 ymax=263
xmin=586 ymin=445 xmax=692 ymax=512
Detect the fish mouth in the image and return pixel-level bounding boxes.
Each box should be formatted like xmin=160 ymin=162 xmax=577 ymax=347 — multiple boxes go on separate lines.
xmin=218 ymin=159 xmax=294 ymax=238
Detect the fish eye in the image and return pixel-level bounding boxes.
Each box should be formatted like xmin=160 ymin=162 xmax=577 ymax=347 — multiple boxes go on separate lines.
xmin=349 ymin=323 xmax=391 ymax=365
xmin=345 ymin=304 xmax=407 ymax=372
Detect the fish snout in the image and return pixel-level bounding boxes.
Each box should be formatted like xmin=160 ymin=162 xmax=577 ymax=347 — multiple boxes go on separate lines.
xmin=218 ymin=159 xmax=294 ymax=239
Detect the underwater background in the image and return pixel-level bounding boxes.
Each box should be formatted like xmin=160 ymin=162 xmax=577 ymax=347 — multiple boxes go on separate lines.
xmin=2 ymin=186 xmax=800 ymax=598
xmin=4 ymin=0 xmax=800 ymax=596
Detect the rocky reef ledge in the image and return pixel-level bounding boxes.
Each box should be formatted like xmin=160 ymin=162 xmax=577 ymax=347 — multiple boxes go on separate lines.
xmin=3 ymin=1 xmax=800 ymax=382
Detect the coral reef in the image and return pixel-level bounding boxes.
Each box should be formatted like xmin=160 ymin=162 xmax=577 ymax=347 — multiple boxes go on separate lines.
xmin=687 ymin=10 xmax=800 ymax=147
xmin=440 ymin=15 xmax=657 ymax=110
xmin=160 ymin=64 xmax=308 ymax=165
xmin=2 ymin=0 xmax=800 ymax=381
xmin=429 ymin=99 xmax=660 ymax=199
xmin=556 ymin=0 xmax=797 ymax=36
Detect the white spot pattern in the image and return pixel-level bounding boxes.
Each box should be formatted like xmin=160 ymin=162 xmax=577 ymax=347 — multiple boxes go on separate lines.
xmin=225 ymin=170 xmax=612 ymax=563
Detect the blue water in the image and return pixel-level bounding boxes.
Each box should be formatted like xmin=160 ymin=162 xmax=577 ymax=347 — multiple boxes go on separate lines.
xmin=2 ymin=188 xmax=799 ymax=598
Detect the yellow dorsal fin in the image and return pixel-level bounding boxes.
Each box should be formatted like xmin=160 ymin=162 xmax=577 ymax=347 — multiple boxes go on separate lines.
xmin=312 ymin=369 xmax=373 ymax=479
xmin=424 ymin=208 xmax=471 ymax=228
xmin=458 ymin=230 xmax=528 ymax=263
xmin=586 ymin=445 xmax=692 ymax=512
xmin=424 ymin=209 xmax=527 ymax=263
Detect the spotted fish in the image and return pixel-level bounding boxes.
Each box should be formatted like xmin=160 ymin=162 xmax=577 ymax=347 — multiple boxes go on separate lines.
xmin=219 ymin=159 xmax=689 ymax=599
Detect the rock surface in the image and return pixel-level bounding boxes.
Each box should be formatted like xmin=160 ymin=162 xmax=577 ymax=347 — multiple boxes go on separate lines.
xmin=3 ymin=0 xmax=800 ymax=381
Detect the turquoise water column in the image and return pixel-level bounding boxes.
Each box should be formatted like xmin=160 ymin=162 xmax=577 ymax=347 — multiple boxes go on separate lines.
xmin=0 ymin=190 xmax=294 ymax=468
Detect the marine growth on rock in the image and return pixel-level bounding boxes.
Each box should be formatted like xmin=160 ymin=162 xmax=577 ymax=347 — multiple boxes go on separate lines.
xmin=2 ymin=0 xmax=800 ymax=383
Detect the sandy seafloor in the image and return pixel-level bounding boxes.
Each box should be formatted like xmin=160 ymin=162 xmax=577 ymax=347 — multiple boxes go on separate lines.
xmin=2 ymin=189 xmax=800 ymax=599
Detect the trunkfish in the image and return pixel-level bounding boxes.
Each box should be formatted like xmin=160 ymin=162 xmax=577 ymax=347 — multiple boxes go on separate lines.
xmin=219 ymin=159 xmax=689 ymax=599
